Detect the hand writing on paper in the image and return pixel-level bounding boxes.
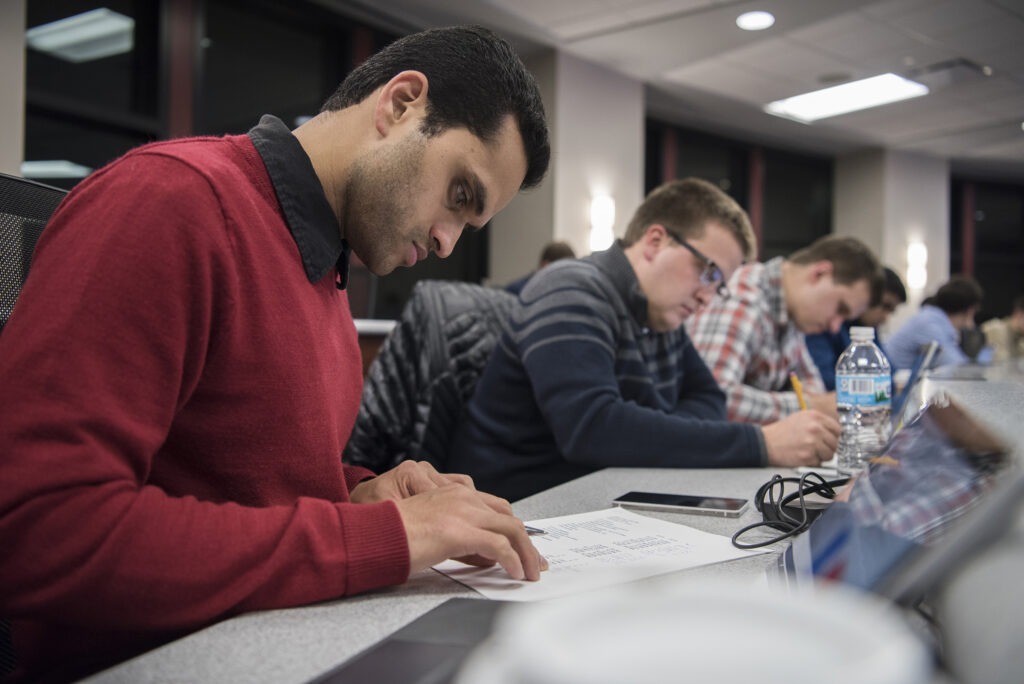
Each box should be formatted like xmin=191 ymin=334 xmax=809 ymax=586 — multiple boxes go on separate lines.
xmin=806 ymin=390 xmax=838 ymax=420
xmin=762 ymin=410 xmax=840 ymax=467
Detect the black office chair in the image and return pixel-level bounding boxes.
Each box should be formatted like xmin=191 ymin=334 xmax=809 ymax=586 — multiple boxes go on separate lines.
xmin=0 ymin=172 xmax=68 ymax=334
xmin=0 ymin=172 xmax=67 ymax=677
xmin=344 ymin=280 xmax=517 ymax=473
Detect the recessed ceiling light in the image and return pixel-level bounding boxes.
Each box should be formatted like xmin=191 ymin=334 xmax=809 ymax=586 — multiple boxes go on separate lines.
xmin=764 ymin=73 xmax=929 ymax=123
xmin=736 ymin=11 xmax=775 ymax=31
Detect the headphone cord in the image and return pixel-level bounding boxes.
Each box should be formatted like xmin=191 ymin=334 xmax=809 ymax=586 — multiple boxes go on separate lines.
xmin=731 ymin=472 xmax=847 ymax=550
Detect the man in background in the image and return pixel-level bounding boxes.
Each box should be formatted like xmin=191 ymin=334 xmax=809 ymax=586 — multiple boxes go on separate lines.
xmin=0 ymin=26 xmax=549 ymax=682
xmin=980 ymin=294 xmax=1024 ymax=363
xmin=887 ymin=276 xmax=985 ymax=370
xmin=449 ymin=178 xmax=840 ymax=502
xmin=687 ymin=235 xmax=882 ymax=425
xmin=806 ymin=266 xmax=907 ymax=390
xmin=504 ymin=240 xmax=576 ymax=295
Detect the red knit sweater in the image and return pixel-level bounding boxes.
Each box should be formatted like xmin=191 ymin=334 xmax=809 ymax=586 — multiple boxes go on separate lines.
xmin=0 ymin=135 xmax=409 ymax=681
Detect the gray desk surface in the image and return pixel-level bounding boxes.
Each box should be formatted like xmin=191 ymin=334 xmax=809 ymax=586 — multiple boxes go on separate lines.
xmin=85 ymin=467 xmax=786 ymax=684
xmin=86 ymin=371 xmax=1024 ymax=684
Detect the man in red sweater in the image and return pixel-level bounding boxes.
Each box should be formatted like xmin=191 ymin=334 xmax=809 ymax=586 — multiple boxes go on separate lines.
xmin=0 ymin=26 xmax=549 ymax=682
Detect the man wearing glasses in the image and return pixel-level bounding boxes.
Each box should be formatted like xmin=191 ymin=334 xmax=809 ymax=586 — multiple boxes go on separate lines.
xmin=448 ymin=178 xmax=843 ymax=502
xmin=688 ymin=234 xmax=882 ymax=426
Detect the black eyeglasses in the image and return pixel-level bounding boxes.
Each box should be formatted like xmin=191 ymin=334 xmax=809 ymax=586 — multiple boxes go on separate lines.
xmin=664 ymin=229 xmax=729 ymax=298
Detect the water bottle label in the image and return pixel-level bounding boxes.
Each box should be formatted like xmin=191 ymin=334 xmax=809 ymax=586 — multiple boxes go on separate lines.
xmin=836 ymin=373 xmax=891 ymax=407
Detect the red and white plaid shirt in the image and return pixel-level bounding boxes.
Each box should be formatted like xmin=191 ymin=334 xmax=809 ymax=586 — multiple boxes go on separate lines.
xmin=686 ymin=257 xmax=825 ymax=424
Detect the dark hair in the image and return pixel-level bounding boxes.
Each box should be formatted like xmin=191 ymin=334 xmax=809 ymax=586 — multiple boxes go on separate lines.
xmin=320 ymin=26 xmax=549 ymax=189
xmin=788 ymin=236 xmax=881 ymax=292
xmin=933 ymin=275 xmax=983 ymax=314
xmin=1013 ymin=294 xmax=1024 ymax=312
xmin=882 ymin=266 xmax=907 ymax=303
xmin=622 ymin=178 xmax=756 ymax=260
xmin=539 ymin=241 xmax=575 ymax=265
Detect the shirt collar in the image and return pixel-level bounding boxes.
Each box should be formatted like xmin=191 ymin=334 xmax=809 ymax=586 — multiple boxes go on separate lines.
xmin=247 ymin=114 xmax=350 ymax=289
xmin=587 ymin=240 xmax=651 ymax=329
xmin=764 ymin=257 xmax=790 ymax=328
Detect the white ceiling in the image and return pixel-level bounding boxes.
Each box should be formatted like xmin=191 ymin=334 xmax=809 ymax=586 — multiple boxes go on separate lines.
xmin=332 ymin=0 xmax=1024 ymax=181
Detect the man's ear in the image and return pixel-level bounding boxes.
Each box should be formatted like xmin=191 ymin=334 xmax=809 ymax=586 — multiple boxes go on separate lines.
xmin=374 ymin=70 xmax=428 ymax=137
xmin=810 ymin=259 xmax=834 ymax=283
xmin=641 ymin=224 xmax=668 ymax=261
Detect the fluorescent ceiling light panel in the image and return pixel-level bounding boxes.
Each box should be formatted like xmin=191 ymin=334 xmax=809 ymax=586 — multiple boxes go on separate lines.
xmin=26 ymin=8 xmax=134 ymax=63
xmin=764 ymin=73 xmax=929 ymax=123
xmin=736 ymin=11 xmax=775 ymax=31
xmin=21 ymin=160 xmax=93 ymax=179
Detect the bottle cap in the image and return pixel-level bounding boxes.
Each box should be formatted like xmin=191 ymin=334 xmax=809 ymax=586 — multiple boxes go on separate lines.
xmin=850 ymin=326 xmax=875 ymax=341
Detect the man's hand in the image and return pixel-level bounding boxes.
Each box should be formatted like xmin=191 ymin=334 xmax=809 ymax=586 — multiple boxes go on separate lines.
xmin=762 ymin=410 xmax=841 ymax=467
xmin=350 ymin=460 xmax=477 ymax=503
xmin=806 ymin=390 xmax=838 ymax=420
xmin=394 ymin=483 xmax=548 ymax=581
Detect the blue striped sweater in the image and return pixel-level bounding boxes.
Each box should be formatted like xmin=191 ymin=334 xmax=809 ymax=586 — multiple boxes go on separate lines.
xmin=448 ymin=242 xmax=766 ymax=501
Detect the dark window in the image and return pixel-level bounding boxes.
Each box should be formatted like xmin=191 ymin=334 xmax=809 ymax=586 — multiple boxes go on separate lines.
xmin=761 ymin=149 xmax=832 ymax=260
xmin=644 ymin=119 xmax=832 ymax=260
xmin=198 ymin=0 xmax=353 ymax=135
xmin=951 ymin=179 xmax=1024 ymax=322
xmin=648 ymin=122 xmax=749 ymax=207
xmin=25 ymin=0 xmax=161 ymax=188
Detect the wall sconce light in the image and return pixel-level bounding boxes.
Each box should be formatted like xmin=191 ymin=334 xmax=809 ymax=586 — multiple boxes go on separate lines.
xmin=589 ymin=195 xmax=615 ymax=252
xmin=906 ymin=241 xmax=928 ymax=290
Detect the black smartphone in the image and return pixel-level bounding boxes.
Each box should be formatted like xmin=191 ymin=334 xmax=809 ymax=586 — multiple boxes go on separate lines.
xmin=612 ymin=491 xmax=749 ymax=517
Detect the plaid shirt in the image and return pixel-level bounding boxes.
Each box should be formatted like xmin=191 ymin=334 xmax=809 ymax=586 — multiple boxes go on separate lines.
xmin=687 ymin=257 xmax=824 ymax=424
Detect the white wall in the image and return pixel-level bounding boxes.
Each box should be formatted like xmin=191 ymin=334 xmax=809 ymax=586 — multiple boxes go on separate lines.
xmin=551 ymin=52 xmax=644 ymax=258
xmin=1 ymin=0 xmax=26 ymax=176
xmin=488 ymin=50 xmax=645 ymax=286
xmin=834 ymin=148 xmax=950 ymax=337
xmin=487 ymin=51 xmax=557 ymax=287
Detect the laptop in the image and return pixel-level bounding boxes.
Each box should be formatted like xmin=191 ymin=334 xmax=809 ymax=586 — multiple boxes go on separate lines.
xmin=891 ymin=340 xmax=939 ymax=424
xmin=773 ymin=397 xmax=1012 ymax=607
xmin=307 ymin=598 xmax=506 ymax=684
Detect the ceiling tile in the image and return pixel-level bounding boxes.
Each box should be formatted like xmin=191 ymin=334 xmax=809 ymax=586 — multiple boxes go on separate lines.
xmin=663 ymin=59 xmax=799 ymax=104
xmin=882 ymin=0 xmax=1007 ymax=37
xmin=351 ymin=0 xmax=1024 ymax=180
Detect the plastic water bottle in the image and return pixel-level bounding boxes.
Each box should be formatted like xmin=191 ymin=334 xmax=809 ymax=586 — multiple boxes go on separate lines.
xmin=835 ymin=326 xmax=892 ymax=474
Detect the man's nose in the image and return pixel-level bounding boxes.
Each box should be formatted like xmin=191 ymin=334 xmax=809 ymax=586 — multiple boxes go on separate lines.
xmin=429 ymin=222 xmax=465 ymax=259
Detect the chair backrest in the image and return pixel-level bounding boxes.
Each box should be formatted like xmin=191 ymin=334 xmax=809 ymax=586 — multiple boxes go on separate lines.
xmin=0 ymin=173 xmax=66 ymax=676
xmin=0 ymin=172 xmax=68 ymax=333
xmin=344 ymin=280 xmax=517 ymax=473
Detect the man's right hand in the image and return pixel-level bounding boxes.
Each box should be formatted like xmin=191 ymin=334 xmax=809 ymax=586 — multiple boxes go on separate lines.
xmin=806 ymin=390 xmax=838 ymax=420
xmin=393 ymin=483 xmax=547 ymax=581
xmin=762 ymin=410 xmax=841 ymax=467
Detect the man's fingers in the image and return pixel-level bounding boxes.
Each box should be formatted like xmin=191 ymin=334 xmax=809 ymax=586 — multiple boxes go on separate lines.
xmin=440 ymin=471 xmax=476 ymax=489
xmin=476 ymin=490 xmax=514 ymax=515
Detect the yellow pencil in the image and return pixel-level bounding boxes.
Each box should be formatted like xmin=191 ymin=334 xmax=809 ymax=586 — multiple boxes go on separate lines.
xmin=790 ymin=372 xmax=808 ymax=411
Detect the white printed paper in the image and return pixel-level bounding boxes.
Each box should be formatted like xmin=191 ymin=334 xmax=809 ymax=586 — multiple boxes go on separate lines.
xmin=433 ymin=508 xmax=767 ymax=602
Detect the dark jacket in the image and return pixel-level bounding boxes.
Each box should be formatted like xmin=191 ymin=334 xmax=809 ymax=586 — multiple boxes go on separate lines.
xmin=344 ymin=280 xmax=516 ymax=473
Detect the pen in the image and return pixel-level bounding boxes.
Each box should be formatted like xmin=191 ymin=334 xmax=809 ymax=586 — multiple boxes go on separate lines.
xmin=525 ymin=525 xmax=546 ymax=536
xmin=790 ymin=372 xmax=808 ymax=411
